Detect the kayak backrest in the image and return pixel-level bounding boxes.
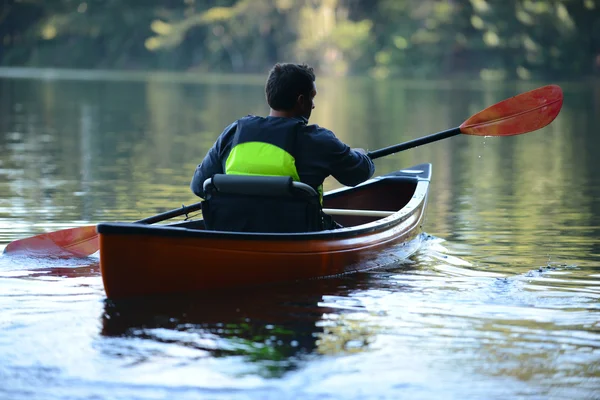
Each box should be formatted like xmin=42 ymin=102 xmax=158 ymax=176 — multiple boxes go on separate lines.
xmin=201 ymin=174 xmax=323 ymax=233
xmin=203 ymin=174 xmax=318 ymax=198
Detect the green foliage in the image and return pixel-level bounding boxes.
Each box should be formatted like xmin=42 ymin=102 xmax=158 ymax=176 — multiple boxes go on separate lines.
xmin=1 ymin=0 xmax=598 ymax=79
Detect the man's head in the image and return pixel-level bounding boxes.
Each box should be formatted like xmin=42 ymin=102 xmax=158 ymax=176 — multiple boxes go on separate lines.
xmin=266 ymin=63 xmax=317 ymax=120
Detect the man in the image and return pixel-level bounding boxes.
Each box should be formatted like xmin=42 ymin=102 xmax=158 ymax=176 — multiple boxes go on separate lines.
xmin=190 ymin=62 xmax=375 ymax=231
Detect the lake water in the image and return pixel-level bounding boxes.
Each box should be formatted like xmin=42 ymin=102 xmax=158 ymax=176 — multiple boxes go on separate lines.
xmin=0 ymin=70 xmax=599 ymax=399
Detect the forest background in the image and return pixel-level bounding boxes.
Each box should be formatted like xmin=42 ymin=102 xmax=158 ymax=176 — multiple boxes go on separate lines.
xmin=1 ymin=0 xmax=599 ymax=81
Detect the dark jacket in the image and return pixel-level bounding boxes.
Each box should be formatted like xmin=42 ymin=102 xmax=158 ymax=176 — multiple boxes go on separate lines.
xmin=190 ymin=115 xmax=375 ymax=198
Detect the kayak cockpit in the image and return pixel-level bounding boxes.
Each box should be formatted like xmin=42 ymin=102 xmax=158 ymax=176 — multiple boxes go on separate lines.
xmin=168 ymin=173 xmax=420 ymax=232
xmin=322 ymin=175 xmax=418 ymax=227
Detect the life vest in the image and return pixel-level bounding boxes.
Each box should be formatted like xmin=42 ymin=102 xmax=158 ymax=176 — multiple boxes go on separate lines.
xmin=224 ymin=116 xmax=324 ymax=202
xmin=202 ymin=116 xmax=324 ymax=233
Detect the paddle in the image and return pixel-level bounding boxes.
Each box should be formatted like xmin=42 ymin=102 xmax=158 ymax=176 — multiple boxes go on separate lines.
xmin=3 ymin=84 xmax=563 ymax=258
xmin=367 ymin=84 xmax=563 ymax=159
xmin=3 ymin=202 xmax=203 ymax=258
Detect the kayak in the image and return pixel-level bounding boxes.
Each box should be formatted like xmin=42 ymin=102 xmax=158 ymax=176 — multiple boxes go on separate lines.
xmin=98 ymin=164 xmax=431 ymax=299
xmin=97 ymin=163 xmax=432 ymax=299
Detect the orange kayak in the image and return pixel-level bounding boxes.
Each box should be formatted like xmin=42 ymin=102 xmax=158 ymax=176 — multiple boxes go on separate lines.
xmin=98 ymin=164 xmax=431 ymax=299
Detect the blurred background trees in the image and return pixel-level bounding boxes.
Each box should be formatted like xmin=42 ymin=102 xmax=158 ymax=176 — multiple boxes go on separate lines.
xmin=1 ymin=0 xmax=599 ymax=80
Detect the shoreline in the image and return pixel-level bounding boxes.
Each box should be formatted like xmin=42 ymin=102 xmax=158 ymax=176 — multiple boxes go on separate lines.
xmin=0 ymin=66 xmax=595 ymax=91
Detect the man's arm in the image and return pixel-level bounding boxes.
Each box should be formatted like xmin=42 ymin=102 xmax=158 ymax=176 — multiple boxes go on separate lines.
xmin=190 ymin=122 xmax=237 ymax=198
xmin=318 ymin=129 xmax=375 ymax=186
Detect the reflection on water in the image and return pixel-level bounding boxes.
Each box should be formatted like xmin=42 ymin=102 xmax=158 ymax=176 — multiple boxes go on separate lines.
xmin=1 ymin=238 xmax=598 ymax=399
xmin=101 ymin=280 xmax=339 ymax=379
xmin=1 ymin=73 xmax=600 ymax=399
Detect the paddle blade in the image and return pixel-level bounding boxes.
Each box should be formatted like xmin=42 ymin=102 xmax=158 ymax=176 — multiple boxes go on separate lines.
xmin=3 ymin=225 xmax=99 ymax=258
xmin=459 ymin=85 xmax=563 ymax=136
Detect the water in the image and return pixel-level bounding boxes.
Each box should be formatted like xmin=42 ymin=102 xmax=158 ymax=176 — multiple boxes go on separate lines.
xmin=1 ymin=70 xmax=599 ymax=399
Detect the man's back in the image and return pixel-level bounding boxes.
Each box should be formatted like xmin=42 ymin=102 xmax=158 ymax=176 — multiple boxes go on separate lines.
xmin=190 ymin=115 xmax=374 ymax=198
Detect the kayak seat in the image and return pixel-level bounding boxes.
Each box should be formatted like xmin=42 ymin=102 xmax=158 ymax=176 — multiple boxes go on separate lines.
xmin=201 ymin=174 xmax=324 ymax=233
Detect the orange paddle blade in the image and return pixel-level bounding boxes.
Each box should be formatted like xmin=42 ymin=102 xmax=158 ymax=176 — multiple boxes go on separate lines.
xmin=459 ymin=85 xmax=563 ymax=136
xmin=3 ymin=225 xmax=99 ymax=258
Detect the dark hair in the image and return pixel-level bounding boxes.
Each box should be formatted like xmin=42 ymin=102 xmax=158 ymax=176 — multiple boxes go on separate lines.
xmin=265 ymin=63 xmax=315 ymax=111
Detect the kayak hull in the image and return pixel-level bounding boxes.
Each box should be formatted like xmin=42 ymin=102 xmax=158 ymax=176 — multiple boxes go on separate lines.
xmin=98 ymin=164 xmax=431 ymax=299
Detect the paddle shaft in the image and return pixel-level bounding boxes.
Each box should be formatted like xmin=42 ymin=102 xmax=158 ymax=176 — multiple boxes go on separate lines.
xmin=103 ymin=125 xmax=458 ymax=224
xmin=144 ymin=128 xmax=451 ymax=222
xmin=367 ymin=127 xmax=460 ymax=160
xmin=137 ymin=201 xmax=203 ymax=224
